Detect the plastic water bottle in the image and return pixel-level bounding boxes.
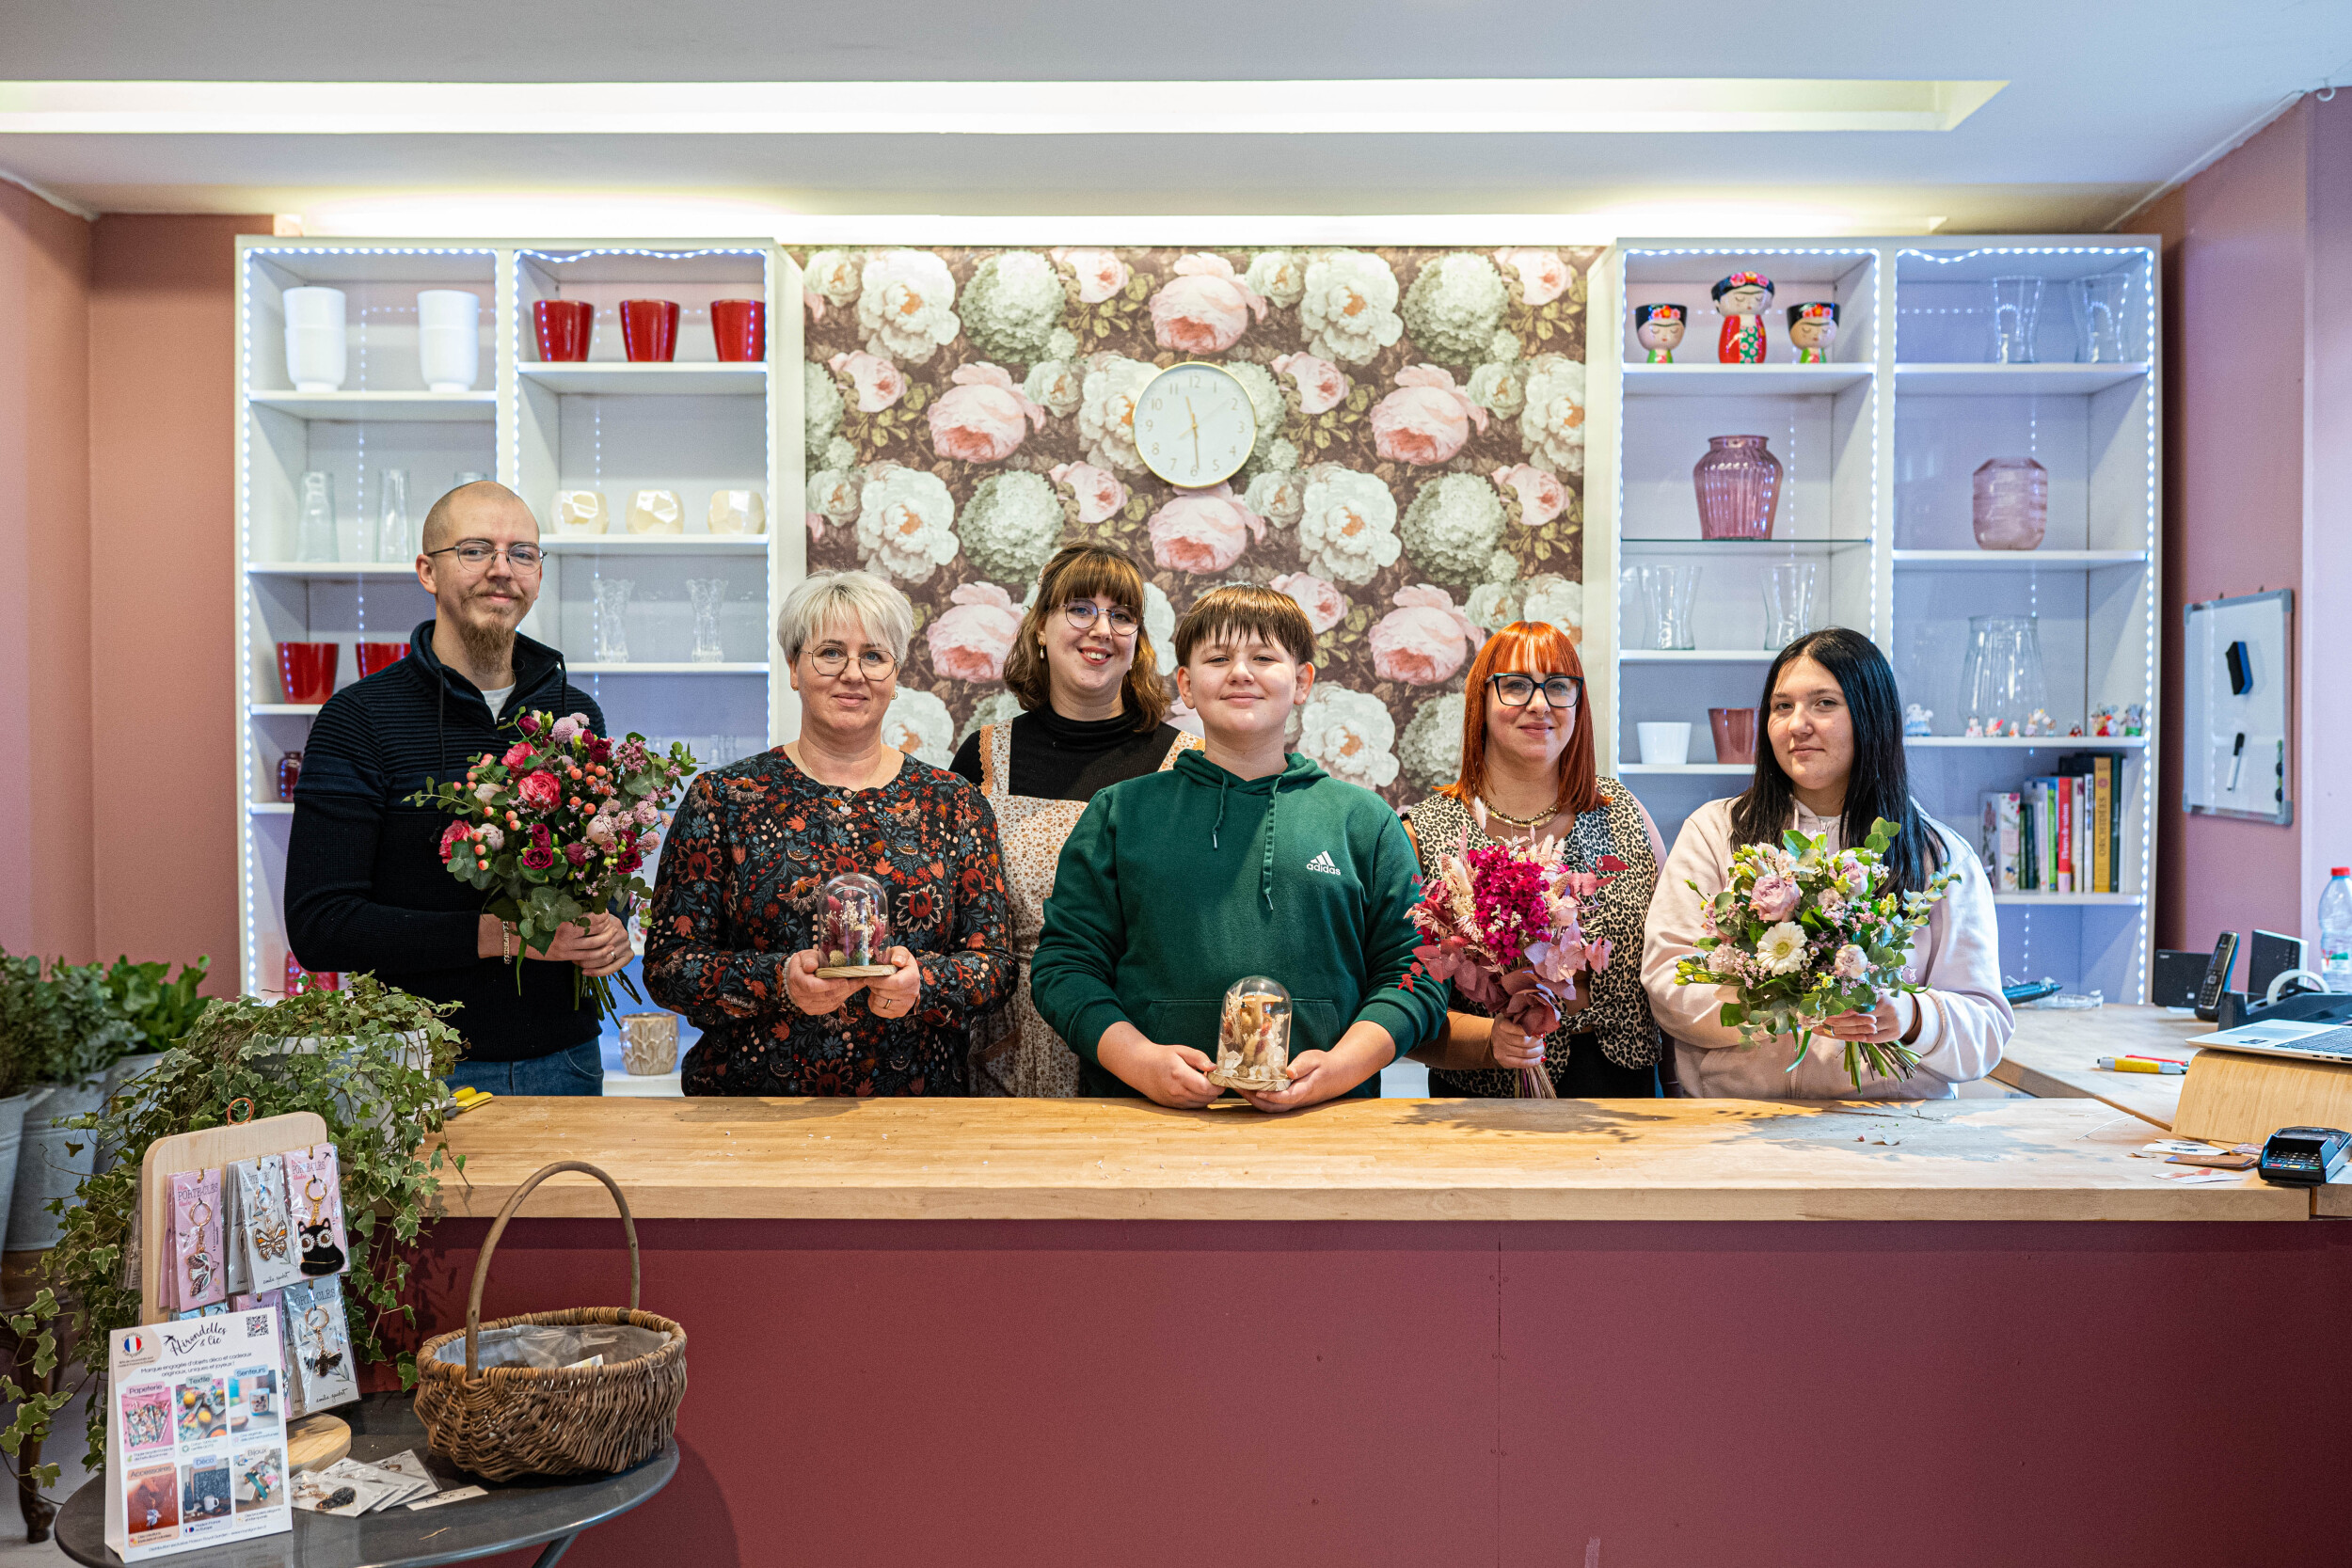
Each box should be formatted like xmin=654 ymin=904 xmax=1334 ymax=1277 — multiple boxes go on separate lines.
xmin=2321 ymin=868 xmax=2352 ymax=990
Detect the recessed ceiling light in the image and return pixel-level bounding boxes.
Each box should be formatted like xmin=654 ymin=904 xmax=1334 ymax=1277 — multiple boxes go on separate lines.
xmin=0 ymin=78 xmax=2005 ymax=136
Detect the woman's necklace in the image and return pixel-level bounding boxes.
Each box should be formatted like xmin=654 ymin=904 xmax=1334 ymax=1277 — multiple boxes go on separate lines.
xmin=1477 ymin=796 xmax=1559 ymax=833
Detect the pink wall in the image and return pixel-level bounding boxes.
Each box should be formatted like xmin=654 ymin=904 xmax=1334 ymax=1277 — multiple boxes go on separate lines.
xmin=0 ymin=182 xmax=96 ymax=961
xmin=0 ymin=193 xmax=258 ymax=982
xmin=2149 ymin=100 xmax=2312 ymax=952
xmin=86 ymin=214 xmax=258 ymax=986
xmin=2302 ymin=96 xmax=2352 ymax=927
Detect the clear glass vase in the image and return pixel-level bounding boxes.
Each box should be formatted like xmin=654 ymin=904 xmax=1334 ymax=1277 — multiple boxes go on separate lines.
xmin=1971 ymin=457 xmax=2048 ymax=550
xmin=686 ymin=578 xmax=726 ymax=664
xmin=1761 ymin=561 xmax=1820 ymax=647
xmin=1692 ymin=435 xmax=1782 ymax=540
xmin=1961 ymin=615 xmax=2049 ymax=736
xmin=296 ymin=470 xmax=338 ymax=562
xmin=1635 ymin=563 xmax=1700 ymax=650
xmin=2072 ymin=273 xmax=2130 ymax=363
xmin=594 ymin=578 xmax=635 ymax=664
xmin=375 ymin=468 xmax=413 ymax=562
xmin=1989 ymin=277 xmax=2042 ymax=364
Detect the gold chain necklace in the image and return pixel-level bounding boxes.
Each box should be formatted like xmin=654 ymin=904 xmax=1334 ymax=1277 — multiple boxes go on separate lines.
xmin=1476 ymin=797 xmax=1559 ymax=832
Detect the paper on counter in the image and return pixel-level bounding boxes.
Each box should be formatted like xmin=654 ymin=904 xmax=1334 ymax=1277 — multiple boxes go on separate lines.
xmin=405 ymin=1485 xmax=488 ymax=1510
xmin=2148 ymin=1165 xmax=2246 ymax=1185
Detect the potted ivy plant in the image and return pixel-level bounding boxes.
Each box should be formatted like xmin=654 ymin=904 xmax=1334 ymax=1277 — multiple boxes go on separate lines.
xmin=0 ymin=973 xmax=464 ymax=1485
xmin=0 ymin=954 xmax=148 ymax=1251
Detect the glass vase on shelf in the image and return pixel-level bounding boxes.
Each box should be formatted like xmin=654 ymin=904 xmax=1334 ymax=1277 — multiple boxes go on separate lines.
xmin=2072 ymin=273 xmax=2131 ymax=363
xmin=594 ymin=578 xmax=634 ymax=664
xmin=1960 ymin=615 xmax=2050 ymax=736
xmin=296 ymin=470 xmax=337 ymax=562
xmin=1692 ymin=435 xmax=1781 ymax=540
xmin=1760 ymin=561 xmax=1820 ymax=648
xmin=1971 ymin=457 xmax=2048 ymax=550
xmin=1635 ymin=563 xmax=1700 ymax=651
xmin=375 ymin=468 xmax=413 ymax=562
xmin=686 ymin=578 xmax=726 ymax=664
xmin=1988 ymin=277 xmax=2042 ymax=364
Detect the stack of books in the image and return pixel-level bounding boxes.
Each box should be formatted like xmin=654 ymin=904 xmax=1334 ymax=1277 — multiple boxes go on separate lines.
xmin=1979 ymin=753 xmax=2125 ymax=895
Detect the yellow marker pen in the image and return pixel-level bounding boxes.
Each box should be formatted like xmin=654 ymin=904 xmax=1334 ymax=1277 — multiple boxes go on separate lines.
xmin=2098 ymin=1056 xmax=2185 ymax=1075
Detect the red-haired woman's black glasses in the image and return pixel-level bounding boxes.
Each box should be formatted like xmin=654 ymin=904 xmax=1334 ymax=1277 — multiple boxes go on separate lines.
xmin=1488 ymin=673 xmax=1582 ymax=710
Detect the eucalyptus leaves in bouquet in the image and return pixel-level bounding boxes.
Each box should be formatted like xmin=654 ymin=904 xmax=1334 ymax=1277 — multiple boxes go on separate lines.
xmin=0 ymin=974 xmax=464 ymax=1481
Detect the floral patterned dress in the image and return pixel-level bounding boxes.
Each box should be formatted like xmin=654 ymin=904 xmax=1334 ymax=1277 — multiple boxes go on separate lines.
xmin=644 ymin=750 xmax=1016 ymax=1096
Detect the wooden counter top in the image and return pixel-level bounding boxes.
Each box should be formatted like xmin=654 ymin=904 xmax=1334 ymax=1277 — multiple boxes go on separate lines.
xmin=1993 ymin=1004 xmax=2207 ymax=1128
xmin=427 ymin=1093 xmax=2310 ymax=1224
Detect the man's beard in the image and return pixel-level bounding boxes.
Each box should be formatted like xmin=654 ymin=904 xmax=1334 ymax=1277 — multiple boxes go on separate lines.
xmin=454 ymin=600 xmax=518 ymax=669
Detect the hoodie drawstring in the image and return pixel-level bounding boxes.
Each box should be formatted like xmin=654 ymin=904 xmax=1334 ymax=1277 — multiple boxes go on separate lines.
xmin=1259 ymin=784 xmax=1278 ymax=911
xmin=1211 ymin=773 xmax=1229 ymax=850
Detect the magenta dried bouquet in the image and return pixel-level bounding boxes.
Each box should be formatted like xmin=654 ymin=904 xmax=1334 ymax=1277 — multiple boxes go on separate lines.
xmin=1406 ymin=803 xmax=1622 ymax=1099
xmin=405 ymin=710 xmax=696 ymax=1010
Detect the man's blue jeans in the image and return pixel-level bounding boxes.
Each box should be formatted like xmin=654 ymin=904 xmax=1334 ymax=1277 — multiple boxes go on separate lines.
xmin=448 ymin=1038 xmax=606 ymax=1097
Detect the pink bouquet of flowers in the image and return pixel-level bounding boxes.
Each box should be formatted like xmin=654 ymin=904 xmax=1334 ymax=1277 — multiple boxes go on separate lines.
xmin=1406 ymin=804 xmax=1621 ymax=1099
xmin=406 ymin=710 xmax=696 ymax=1010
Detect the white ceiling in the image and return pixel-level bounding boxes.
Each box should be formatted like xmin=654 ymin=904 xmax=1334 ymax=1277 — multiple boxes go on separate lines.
xmin=3 ymin=0 xmax=2347 ymax=231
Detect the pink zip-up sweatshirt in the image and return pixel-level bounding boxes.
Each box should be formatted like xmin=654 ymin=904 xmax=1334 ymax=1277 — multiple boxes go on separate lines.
xmin=1641 ymin=799 xmax=2014 ymax=1100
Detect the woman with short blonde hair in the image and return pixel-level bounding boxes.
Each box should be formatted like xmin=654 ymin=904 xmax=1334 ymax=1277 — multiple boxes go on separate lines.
xmin=949 ymin=545 xmax=1196 ymax=1096
xmin=647 ymin=569 xmax=1015 ymax=1095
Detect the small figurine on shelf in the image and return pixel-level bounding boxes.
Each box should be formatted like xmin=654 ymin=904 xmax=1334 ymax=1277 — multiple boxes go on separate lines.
xmin=2124 ymin=704 xmax=2147 ymax=736
xmin=815 ymin=871 xmax=896 ymax=978
xmin=1634 ymin=302 xmax=1688 ymax=363
xmin=1902 ymin=704 xmax=1934 ymax=737
xmin=2090 ymin=704 xmax=2121 ymax=736
xmin=1786 ymin=301 xmax=1838 ymax=363
xmin=2068 ymin=723 xmax=2085 ymax=737
xmin=1712 ymin=273 xmax=1774 ymax=363
xmin=1964 ymin=717 xmax=1985 ymax=737
xmin=1205 ymin=975 xmax=1294 ymax=1092
xmin=2023 ymin=708 xmax=2054 ymax=736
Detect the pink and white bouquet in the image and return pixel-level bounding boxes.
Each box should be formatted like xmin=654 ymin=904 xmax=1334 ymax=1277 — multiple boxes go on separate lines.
xmin=1406 ymin=804 xmax=1621 ymax=1099
xmin=406 ymin=710 xmax=697 ymax=1010
xmin=1672 ymin=816 xmax=1958 ymax=1091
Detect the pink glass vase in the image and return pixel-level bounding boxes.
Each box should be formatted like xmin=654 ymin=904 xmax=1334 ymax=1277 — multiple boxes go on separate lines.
xmin=1692 ymin=435 xmax=1783 ymax=540
xmin=1971 ymin=456 xmax=2048 ymax=549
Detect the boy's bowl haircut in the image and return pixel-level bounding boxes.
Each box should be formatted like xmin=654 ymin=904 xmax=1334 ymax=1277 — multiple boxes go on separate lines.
xmin=1174 ymin=583 xmax=1317 ymax=666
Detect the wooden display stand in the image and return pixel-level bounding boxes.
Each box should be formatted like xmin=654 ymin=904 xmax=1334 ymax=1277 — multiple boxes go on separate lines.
xmin=2170 ymin=1048 xmax=2352 ymax=1147
xmin=138 ymin=1109 xmax=350 ymax=1469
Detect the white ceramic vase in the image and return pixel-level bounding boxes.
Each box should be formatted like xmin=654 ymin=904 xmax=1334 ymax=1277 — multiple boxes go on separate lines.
xmin=281 ymin=286 xmax=348 ymax=392
xmin=416 ymin=290 xmax=481 ymax=392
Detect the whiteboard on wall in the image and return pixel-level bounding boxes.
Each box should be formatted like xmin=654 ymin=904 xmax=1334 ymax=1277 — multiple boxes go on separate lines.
xmin=2183 ymin=588 xmax=2293 ymax=824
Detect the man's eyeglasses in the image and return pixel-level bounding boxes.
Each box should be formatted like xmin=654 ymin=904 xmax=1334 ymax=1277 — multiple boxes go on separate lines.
xmin=806 ymin=645 xmax=898 ymax=677
xmin=425 ymin=540 xmax=543 ymax=572
xmin=1062 ymin=602 xmax=1140 ymax=636
xmin=1488 ymin=672 xmax=1583 ymax=710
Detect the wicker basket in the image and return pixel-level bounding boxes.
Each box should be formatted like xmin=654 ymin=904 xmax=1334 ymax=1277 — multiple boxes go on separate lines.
xmin=414 ymin=1160 xmax=687 ymax=1481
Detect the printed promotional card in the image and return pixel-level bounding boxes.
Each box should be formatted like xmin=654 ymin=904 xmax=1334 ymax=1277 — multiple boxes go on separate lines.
xmin=105 ymin=1310 xmax=292 ymax=1561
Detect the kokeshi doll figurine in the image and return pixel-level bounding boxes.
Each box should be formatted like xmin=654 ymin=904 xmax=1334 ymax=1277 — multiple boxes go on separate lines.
xmin=1712 ymin=273 xmax=1774 ymax=363
xmin=1633 ymin=302 xmax=1688 ymax=363
xmin=1787 ymin=300 xmax=1838 ymax=363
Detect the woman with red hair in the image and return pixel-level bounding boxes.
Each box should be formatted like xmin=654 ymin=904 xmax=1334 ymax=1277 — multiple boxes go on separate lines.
xmin=1405 ymin=621 xmax=1669 ymax=1096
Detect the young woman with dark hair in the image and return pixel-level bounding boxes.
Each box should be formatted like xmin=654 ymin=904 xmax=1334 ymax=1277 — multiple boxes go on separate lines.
xmin=1640 ymin=627 xmax=2012 ymax=1100
xmin=949 ymin=545 xmax=1197 ymax=1095
xmin=1405 ymin=621 xmax=1670 ymax=1097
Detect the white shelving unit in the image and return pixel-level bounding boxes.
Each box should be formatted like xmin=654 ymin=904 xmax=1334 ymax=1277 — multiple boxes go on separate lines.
xmin=1590 ymin=235 xmax=2160 ymax=1003
xmin=234 ymin=237 xmax=801 ymax=1006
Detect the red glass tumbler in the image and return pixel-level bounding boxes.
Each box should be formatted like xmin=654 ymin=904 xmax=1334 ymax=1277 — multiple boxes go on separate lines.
xmin=277 ymin=642 xmax=339 ymax=705
xmin=532 ymin=298 xmax=594 ymax=361
xmin=355 ymin=641 xmax=407 ymax=679
xmin=619 ymin=299 xmax=680 ymax=362
xmin=277 ymin=751 xmax=302 ymax=801
xmin=1708 ymin=707 xmax=1758 ymax=766
xmin=710 ymin=299 xmax=766 ymax=361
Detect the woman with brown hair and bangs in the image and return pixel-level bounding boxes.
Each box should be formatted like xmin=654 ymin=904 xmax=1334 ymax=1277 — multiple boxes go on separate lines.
xmin=951 ymin=545 xmax=1198 ymax=1094
xmin=1405 ymin=620 xmax=1670 ymax=1097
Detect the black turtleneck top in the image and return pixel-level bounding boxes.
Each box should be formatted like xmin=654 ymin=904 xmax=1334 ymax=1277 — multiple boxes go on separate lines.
xmin=949 ymin=706 xmax=1184 ymax=802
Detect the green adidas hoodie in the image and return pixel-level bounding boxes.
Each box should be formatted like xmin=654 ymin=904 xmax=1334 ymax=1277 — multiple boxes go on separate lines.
xmin=1029 ymin=748 xmax=1448 ymax=1099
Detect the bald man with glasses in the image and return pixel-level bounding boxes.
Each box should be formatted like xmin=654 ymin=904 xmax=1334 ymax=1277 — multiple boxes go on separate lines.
xmin=285 ymin=482 xmax=631 ymax=1096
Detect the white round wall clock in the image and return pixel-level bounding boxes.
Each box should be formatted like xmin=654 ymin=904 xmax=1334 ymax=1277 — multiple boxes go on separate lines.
xmin=1132 ymin=361 xmax=1258 ymax=488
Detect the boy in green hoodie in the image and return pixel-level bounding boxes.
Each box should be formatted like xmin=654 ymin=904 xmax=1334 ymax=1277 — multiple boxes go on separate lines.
xmin=1029 ymin=585 xmax=1446 ymax=1109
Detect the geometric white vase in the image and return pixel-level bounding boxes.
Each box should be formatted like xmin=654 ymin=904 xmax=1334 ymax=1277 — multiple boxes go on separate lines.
xmin=416 ymin=290 xmax=481 ymax=392
xmin=282 ymin=286 xmax=348 ymax=392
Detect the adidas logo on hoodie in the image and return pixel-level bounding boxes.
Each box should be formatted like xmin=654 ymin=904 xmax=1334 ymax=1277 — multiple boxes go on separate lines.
xmin=1304 ymin=851 xmax=1343 ymax=877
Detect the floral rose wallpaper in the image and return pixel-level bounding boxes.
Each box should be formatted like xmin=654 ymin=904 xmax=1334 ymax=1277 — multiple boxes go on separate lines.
xmin=795 ymin=244 xmax=1601 ymax=808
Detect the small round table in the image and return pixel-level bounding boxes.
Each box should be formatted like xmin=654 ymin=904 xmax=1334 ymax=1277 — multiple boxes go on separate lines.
xmin=56 ymin=1392 xmax=675 ymax=1568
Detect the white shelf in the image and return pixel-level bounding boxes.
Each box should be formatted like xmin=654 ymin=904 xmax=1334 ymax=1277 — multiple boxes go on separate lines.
xmin=1617 ymin=763 xmax=1753 ymax=776
xmin=246 ymin=390 xmax=498 ymax=421
xmin=1622 ymin=364 xmax=1872 ymax=397
xmin=1992 ymin=893 xmax=2144 ymax=907
xmin=1892 ymin=549 xmax=2147 ymax=570
xmin=1893 ymin=363 xmax=2150 ymax=396
xmin=1905 ymin=736 xmax=2146 ymax=749
xmin=247 ymin=801 xmax=294 ymax=816
xmin=1623 ymin=536 xmax=1872 ymax=554
xmin=246 ymin=561 xmax=420 ymax=578
xmin=519 ymin=363 xmax=769 ymax=396
xmin=248 ymin=704 xmax=323 ymax=717
xmin=568 ymin=662 xmax=769 ymax=674
xmin=1621 ymin=648 xmax=1779 ymax=663
xmin=542 ymin=535 xmax=770 ymax=555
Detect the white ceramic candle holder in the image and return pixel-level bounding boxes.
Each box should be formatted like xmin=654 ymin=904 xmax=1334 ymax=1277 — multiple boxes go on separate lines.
xmin=281 ymin=287 xmax=347 ymax=392
xmin=415 ymin=290 xmax=481 ymax=392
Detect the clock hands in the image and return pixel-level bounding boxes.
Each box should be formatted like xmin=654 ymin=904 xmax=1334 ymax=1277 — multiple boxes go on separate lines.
xmin=1184 ymin=397 xmax=1200 ymax=471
